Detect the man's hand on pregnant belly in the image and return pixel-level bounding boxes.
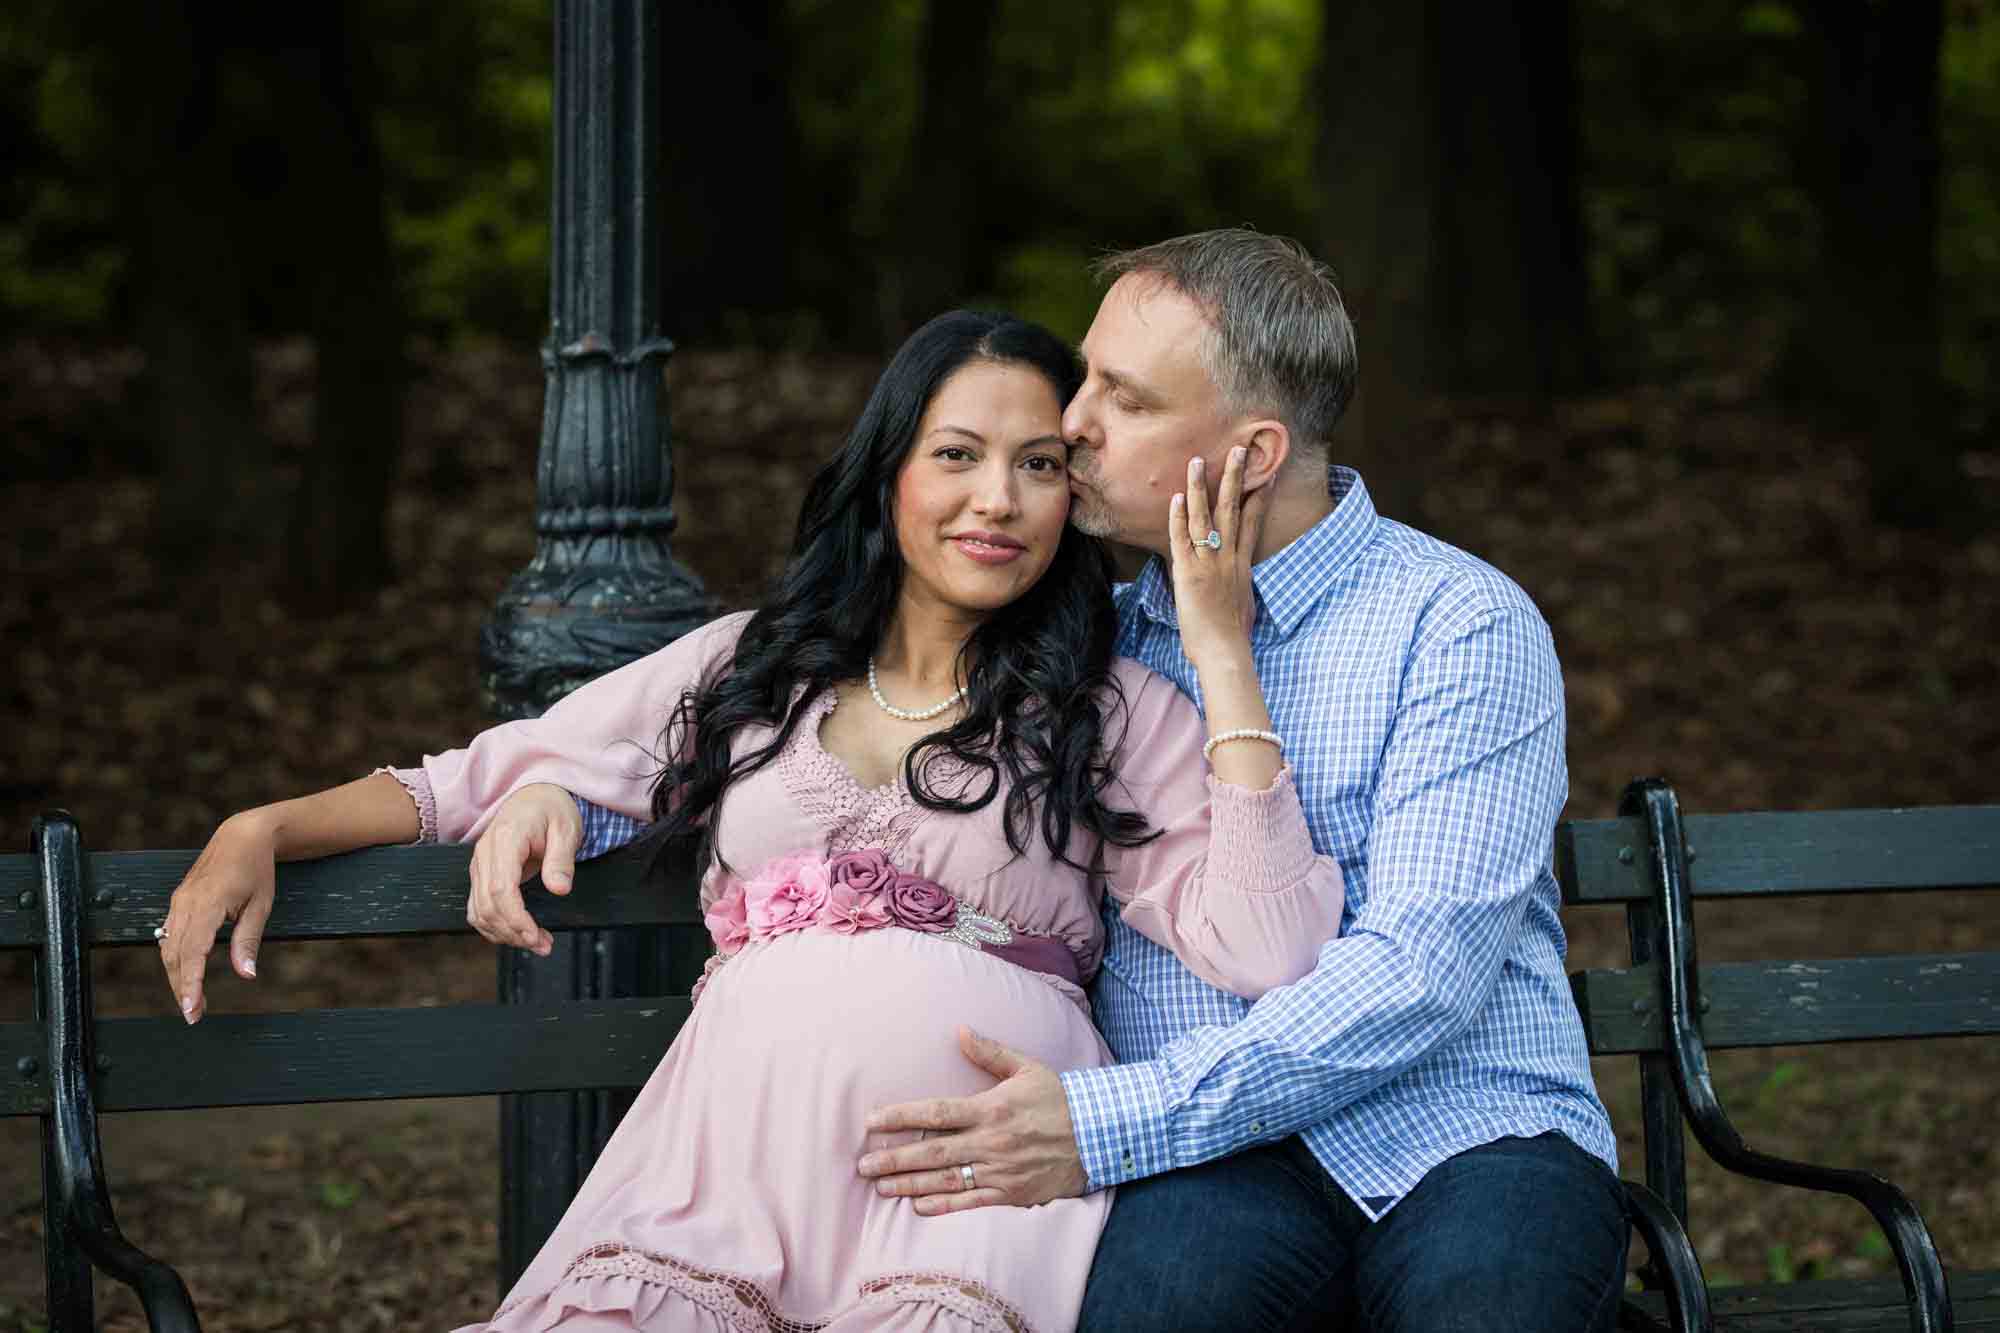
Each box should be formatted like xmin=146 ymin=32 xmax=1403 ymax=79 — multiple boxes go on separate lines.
xmin=857 ymin=1026 xmax=1089 ymax=1214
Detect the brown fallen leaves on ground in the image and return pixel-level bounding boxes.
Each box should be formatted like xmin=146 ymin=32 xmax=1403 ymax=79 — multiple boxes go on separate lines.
xmin=0 ymin=338 xmax=1995 ymax=1330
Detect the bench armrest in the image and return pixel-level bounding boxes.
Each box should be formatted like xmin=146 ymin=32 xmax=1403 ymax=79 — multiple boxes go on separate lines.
xmin=1622 ymin=779 xmax=1954 ymax=1333
xmin=36 ymin=814 xmax=203 ymax=1333
xmin=1620 ymin=1178 xmax=1713 ymax=1333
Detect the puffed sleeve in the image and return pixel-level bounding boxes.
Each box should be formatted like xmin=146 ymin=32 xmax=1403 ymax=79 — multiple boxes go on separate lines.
xmin=382 ymin=611 xmax=753 ymax=844
xmin=1097 ymin=660 xmax=1344 ymax=998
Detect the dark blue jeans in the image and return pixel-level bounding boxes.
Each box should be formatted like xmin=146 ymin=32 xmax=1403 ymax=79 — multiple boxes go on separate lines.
xmin=1077 ymin=1132 xmax=1629 ymax=1332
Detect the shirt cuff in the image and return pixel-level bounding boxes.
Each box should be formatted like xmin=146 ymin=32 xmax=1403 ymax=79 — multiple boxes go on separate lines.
xmin=1059 ymin=1060 xmax=1175 ymax=1190
xmin=575 ymin=795 xmax=650 ymax=860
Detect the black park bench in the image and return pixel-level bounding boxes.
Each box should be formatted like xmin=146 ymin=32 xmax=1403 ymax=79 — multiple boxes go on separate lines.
xmin=8 ymin=783 xmax=1998 ymax=1332
xmin=1559 ymin=778 xmax=2000 ymax=1333
xmin=1 ymin=812 xmax=708 ymax=1333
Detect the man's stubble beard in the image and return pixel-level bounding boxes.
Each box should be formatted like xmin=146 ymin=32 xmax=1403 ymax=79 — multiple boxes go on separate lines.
xmin=1066 ymin=486 xmax=1120 ymax=539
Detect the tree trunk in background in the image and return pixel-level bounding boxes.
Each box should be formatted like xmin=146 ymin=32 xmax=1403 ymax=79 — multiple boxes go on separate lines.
xmin=1797 ymin=0 xmax=1954 ymax=529
xmin=123 ymin=2 xmax=270 ymax=571
xmin=1435 ymin=0 xmax=1593 ymax=398
xmin=277 ymin=7 xmax=402 ymax=611
xmin=886 ymin=0 xmax=1000 ymax=339
xmin=1315 ymin=0 xmax=1434 ymax=526
xmin=659 ymin=0 xmax=796 ymax=343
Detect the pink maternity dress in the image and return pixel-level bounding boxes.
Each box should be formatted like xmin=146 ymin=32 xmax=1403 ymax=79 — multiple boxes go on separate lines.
xmin=390 ymin=612 xmax=1344 ymax=1332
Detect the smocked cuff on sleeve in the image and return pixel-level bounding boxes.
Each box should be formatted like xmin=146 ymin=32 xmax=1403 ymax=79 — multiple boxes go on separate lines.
xmin=1060 ymin=1060 xmax=1175 ymax=1191
xmin=372 ymin=765 xmax=438 ymax=845
xmin=1204 ymin=765 xmax=1318 ymax=892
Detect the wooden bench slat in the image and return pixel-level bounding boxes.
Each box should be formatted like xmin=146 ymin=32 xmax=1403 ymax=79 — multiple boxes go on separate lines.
xmin=1558 ymin=806 xmax=2000 ymax=904
xmin=1625 ymin=1271 xmax=2000 ymax=1331
xmin=0 ymin=843 xmax=698 ymax=950
xmin=1574 ymin=952 xmax=2000 ymax=1053
xmin=0 ymin=997 xmax=691 ymax=1116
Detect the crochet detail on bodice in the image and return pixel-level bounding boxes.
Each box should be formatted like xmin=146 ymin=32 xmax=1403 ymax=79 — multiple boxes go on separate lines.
xmin=776 ymin=688 xmax=977 ymax=860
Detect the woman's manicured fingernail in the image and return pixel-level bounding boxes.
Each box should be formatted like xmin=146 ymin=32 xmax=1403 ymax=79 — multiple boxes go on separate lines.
xmin=1191 ymin=456 xmax=1204 ymax=476
xmin=1231 ymin=446 xmax=1246 ymax=464
xmin=243 ymin=959 xmax=257 ymax=977
xmin=180 ymin=995 xmax=195 ymax=1019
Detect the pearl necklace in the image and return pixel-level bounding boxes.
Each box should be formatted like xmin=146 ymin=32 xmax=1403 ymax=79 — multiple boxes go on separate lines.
xmin=867 ymin=657 xmax=966 ymax=722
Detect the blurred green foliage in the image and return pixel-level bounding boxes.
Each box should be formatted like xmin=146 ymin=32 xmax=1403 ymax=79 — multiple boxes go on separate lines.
xmin=0 ymin=0 xmax=1994 ymax=401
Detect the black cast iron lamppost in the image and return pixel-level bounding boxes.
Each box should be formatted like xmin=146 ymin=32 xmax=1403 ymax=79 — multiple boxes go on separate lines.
xmin=480 ymin=0 xmax=714 ymax=1284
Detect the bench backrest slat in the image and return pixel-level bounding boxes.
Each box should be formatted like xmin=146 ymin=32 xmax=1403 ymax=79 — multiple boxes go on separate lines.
xmin=0 ymin=996 xmax=692 ymax=1116
xmin=1574 ymin=952 xmax=2000 ymax=1053
xmin=1557 ymin=806 xmax=2000 ymax=905
xmin=0 ymin=843 xmax=698 ymax=950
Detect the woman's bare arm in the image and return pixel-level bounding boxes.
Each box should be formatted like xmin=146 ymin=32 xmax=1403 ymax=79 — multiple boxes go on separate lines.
xmin=159 ymin=772 xmax=421 ymax=1023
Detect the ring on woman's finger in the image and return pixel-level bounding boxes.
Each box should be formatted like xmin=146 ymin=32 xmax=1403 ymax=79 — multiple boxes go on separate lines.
xmin=153 ymin=924 xmax=170 ymax=941
xmin=960 ymin=1163 xmax=976 ymax=1190
xmin=1199 ymin=529 xmax=1223 ymax=552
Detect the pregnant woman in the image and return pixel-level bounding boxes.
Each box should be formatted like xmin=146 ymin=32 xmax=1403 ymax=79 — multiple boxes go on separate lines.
xmin=158 ymin=310 xmax=1343 ymax=1331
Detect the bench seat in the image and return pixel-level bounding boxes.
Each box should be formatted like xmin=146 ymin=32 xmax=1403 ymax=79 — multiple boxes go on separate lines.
xmin=1622 ymin=1273 xmax=2000 ymax=1331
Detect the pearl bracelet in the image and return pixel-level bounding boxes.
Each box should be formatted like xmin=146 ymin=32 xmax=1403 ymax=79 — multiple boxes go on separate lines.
xmin=1202 ymin=728 xmax=1285 ymax=764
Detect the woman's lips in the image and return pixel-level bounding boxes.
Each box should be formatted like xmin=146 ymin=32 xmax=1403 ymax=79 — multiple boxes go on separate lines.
xmin=951 ymin=536 xmax=1026 ymax=565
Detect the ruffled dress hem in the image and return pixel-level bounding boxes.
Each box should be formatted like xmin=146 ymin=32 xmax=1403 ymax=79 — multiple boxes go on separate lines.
xmin=465 ymin=1242 xmax=1036 ymax=1333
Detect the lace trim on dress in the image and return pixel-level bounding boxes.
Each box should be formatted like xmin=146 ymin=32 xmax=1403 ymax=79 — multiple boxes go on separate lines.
xmin=775 ymin=689 xmax=968 ymax=860
xmin=498 ymin=1242 xmax=1035 ymax=1332
xmin=371 ymin=765 xmax=438 ymax=844
xmin=855 ymin=1272 xmax=1036 ymax=1331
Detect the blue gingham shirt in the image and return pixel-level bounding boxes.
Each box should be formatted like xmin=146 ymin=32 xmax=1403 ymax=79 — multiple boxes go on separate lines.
xmin=571 ymin=468 xmax=1615 ymax=1218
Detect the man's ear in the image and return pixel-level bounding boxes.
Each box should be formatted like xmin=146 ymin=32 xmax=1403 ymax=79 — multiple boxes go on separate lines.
xmin=1239 ymin=419 xmax=1291 ymax=491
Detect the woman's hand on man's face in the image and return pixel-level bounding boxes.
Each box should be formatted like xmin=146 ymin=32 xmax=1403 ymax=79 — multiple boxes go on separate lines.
xmin=1167 ymin=445 xmax=1268 ymax=670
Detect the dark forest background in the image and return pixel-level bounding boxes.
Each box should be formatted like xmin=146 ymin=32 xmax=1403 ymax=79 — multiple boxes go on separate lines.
xmin=2 ymin=2 xmax=1998 ymax=1329
xmin=3 ymin=0 xmax=1995 ymax=602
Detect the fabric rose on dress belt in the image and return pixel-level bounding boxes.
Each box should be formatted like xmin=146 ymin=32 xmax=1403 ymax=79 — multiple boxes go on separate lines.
xmin=818 ymin=883 xmax=893 ymax=934
xmin=703 ymin=879 xmax=750 ymax=955
xmin=819 ymin=848 xmax=896 ymax=934
xmin=826 ymin=848 xmax=895 ymax=896
xmin=885 ymin=872 xmax=956 ymax=932
xmin=744 ymin=850 xmax=831 ymax=938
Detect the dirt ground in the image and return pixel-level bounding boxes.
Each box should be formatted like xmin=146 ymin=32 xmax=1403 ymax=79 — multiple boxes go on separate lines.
xmin=1 ymin=338 xmax=1996 ymax=1331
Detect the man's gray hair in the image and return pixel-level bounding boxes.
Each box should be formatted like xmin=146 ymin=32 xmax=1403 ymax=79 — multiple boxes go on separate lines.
xmin=1093 ymin=229 xmax=1358 ymax=455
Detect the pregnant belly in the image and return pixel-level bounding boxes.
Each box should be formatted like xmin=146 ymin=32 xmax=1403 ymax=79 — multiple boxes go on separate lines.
xmin=691 ymin=927 xmax=1109 ymax=1125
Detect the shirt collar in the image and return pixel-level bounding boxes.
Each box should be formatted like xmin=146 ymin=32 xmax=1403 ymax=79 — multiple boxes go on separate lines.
xmin=1132 ymin=466 xmax=1380 ymax=638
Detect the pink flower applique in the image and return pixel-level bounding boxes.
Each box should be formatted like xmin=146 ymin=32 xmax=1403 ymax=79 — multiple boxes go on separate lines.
xmin=827 ymin=848 xmax=895 ymax=896
xmin=885 ymin=872 xmax=957 ymax=932
xmin=702 ymin=880 xmax=750 ymax=956
xmin=744 ymin=849 xmax=832 ymax=939
xmin=818 ymin=880 xmax=893 ymax=934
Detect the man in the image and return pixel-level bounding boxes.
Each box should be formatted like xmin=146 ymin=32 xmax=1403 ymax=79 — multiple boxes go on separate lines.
xmin=849 ymin=230 xmax=1628 ymax=1331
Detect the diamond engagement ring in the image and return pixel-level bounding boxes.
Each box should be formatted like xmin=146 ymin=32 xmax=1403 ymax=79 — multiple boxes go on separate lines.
xmin=1199 ymin=529 xmax=1223 ymax=551
xmin=153 ymin=925 xmax=169 ymax=941
xmin=960 ymin=1164 xmax=976 ymax=1190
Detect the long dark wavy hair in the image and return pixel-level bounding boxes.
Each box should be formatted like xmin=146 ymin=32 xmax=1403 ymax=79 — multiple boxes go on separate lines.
xmin=647 ymin=309 xmax=1155 ymax=871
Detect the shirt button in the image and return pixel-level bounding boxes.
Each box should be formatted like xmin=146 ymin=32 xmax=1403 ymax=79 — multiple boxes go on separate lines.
xmin=1250 ymin=1121 xmax=1264 ymax=1135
